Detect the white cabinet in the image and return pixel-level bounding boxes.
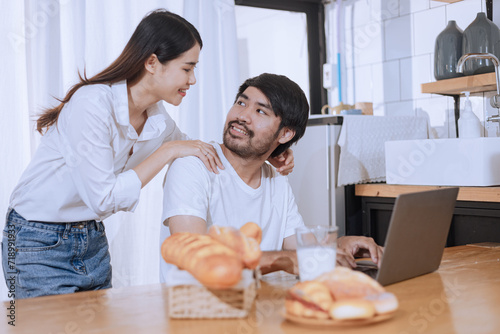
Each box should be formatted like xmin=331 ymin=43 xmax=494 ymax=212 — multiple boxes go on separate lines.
xmin=287 ymin=115 xmax=346 ymax=236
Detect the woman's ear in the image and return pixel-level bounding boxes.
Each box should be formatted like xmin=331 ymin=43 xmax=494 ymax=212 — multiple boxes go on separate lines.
xmin=144 ymin=54 xmax=159 ymax=74
xmin=278 ymin=127 xmax=295 ymax=144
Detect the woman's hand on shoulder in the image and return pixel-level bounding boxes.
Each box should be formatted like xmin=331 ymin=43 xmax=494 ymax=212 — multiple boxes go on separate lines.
xmin=268 ymin=148 xmax=294 ymax=175
xmin=164 ymin=140 xmax=224 ymax=174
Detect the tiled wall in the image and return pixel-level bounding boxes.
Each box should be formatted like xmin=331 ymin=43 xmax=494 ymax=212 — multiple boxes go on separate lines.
xmin=329 ymin=0 xmax=500 ymax=138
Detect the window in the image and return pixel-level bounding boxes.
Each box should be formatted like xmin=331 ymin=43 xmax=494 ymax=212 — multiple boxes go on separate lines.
xmin=235 ymin=0 xmax=327 ymax=114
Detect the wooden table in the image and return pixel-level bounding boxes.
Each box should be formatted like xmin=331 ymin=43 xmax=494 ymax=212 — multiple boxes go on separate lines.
xmin=3 ymin=245 xmax=500 ymax=334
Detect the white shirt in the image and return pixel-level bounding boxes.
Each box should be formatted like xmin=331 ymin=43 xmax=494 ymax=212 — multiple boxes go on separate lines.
xmin=160 ymin=143 xmax=305 ymax=251
xmin=10 ymin=81 xmax=187 ymax=222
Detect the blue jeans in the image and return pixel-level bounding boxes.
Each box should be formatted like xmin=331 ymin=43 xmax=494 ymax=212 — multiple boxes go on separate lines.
xmin=2 ymin=208 xmax=112 ymax=299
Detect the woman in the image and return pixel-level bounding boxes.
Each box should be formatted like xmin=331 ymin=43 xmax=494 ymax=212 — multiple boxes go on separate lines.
xmin=2 ymin=9 xmax=293 ymax=299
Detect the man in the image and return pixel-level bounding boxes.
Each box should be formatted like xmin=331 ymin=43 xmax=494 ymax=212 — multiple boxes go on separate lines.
xmin=160 ymin=73 xmax=382 ymax=279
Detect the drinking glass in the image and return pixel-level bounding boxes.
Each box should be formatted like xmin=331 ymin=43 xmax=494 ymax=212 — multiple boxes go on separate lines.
xmin=295 ymin=225 xmax=338 ymax=281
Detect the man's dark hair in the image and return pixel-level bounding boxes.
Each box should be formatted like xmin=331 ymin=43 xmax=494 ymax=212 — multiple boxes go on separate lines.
xmin=235 ymin=73 xmax=309 ymax=157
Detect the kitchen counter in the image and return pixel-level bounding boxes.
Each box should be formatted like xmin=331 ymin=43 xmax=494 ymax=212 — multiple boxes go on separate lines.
xmin=349 ymin=183 xmax=500 ymax=246
xmin=355 ymin=184 xmax=500 ymax=203
xmin=3 ymin=245 xmax=500 ymax=333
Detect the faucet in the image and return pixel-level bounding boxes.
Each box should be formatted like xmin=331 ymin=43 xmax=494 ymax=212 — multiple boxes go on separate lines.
xmin=456 ymin=53 xmax=500 ymax=122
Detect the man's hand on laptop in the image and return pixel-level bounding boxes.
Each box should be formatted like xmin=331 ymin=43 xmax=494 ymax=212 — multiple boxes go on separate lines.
xmin=336 ymin=236 xmax=384 ymax=269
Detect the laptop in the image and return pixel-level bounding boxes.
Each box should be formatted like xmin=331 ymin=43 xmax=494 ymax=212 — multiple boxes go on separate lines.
xmin=354 ymin=187 xmax=459 ymax=286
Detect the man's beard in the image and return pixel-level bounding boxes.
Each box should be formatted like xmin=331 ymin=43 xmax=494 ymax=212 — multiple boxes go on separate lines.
xmin=223 ymin=121 xmax=279 ymax=159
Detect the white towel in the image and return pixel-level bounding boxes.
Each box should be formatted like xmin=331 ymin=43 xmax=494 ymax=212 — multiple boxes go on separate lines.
xmin=337 ymin=116 xmax=429 ymax=186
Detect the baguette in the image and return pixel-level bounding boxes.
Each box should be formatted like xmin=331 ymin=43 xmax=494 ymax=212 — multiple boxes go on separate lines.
xmin=208 ymin=224 xmax=262 ymax=269
xmin=161 ymin=232 xmax=243 ymax=289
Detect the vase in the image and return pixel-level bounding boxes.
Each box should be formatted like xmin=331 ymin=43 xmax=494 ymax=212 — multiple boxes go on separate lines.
xmin=462 ymin=12 xmax=500 ymax=75
xmin=434 ymin=20 xmax=464 ymax=80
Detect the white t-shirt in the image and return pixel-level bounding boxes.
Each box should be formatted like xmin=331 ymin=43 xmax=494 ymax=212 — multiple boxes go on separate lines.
xmin=10 ymin=80 xmax=187 ymax=222
xmin=160 ymin=142 xmax=304 ymax=249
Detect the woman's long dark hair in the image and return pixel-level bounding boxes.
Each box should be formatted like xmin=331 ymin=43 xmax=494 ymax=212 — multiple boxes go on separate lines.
xmin=37 ymin=9 xmax=202 ymax=134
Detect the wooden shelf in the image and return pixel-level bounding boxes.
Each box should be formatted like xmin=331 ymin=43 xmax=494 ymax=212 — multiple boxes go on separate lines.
xmin=355 ymin=184 xmax=500 ymax=203
xmin=421 ymin=72 xmax=496 ymax=95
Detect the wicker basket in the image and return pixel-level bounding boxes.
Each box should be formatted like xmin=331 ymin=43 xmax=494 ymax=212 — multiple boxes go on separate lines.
xmin=167 ymin=279 xmax=257 ymax=319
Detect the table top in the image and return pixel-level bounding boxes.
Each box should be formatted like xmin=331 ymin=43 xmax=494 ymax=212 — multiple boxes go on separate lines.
xmin=3 ymin=244 xmax=500 ymax=334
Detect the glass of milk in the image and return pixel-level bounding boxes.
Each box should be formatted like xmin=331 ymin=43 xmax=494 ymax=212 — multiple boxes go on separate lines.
xmin=296 ymin=225 xmax=338 ymax=281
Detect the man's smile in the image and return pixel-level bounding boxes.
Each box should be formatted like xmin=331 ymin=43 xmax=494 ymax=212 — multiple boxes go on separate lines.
xmin=231 ymin=126 xmax=248 ymax=136
xmin=228 ymin=121 xmax=253 ymax=138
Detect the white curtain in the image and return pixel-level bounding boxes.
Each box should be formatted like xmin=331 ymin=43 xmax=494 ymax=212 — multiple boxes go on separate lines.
xmin=0 ymin=0 xmax=239 ymax=301
xmin=1 ymin=0 xmax=44 ymax=302
xmin=181 ymin=0 xmax=240 ymax=142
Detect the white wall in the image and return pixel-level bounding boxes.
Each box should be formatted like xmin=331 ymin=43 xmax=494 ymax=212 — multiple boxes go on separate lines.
xmin=328 ymin=0 xmax=500 ymax=138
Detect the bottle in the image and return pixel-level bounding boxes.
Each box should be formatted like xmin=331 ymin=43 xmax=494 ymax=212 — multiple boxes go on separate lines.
xmin=458 ymin=91 xmax=482 ymax=138
xmin=434 ymin=20 xmax=464 ymax=80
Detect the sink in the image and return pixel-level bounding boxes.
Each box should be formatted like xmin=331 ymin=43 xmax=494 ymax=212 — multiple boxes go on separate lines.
xmin=385 ymin=138 xmax=500 ymax=186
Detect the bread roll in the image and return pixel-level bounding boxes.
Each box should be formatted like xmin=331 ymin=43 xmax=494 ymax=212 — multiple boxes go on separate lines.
xmin=317 ymin=267 xmax=385 ymax=300
xmin=285 ymin=300 xmax=330 ymax=320
xmin=285 ymin=281 xmax=333 ymax=319
xmin=284 ymin=267 xmax=399 ymax=321
xmin=364 ymin=292 xmax=399 ymax=314
xmin=329 ymin=299 xmax=376 ymax=320
xmin=288 ymin=281 xmax=333 ymax=310
xmin=161 ymin=232 xmax=243 ymax=289
xmin=208 ymin=225 xmax=262 ymax=269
